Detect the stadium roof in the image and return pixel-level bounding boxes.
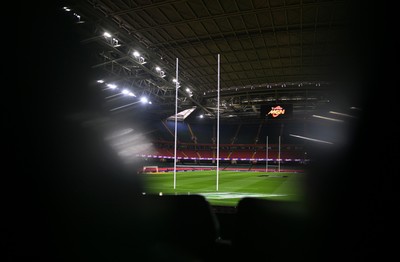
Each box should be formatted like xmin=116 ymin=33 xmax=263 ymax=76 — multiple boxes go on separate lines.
xmin=61 ymin=0 xmax=367 ymax=121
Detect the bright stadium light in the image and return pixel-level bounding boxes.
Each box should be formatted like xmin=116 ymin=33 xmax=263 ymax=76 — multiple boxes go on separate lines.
xmin=329 ymin=111 xmax=355 ymax=118
xmin=121 ymin=89 xmax=130 ymax=95
xmin=97 ymin=80 xmax=104 ymax=83
xmin=110 ymin=98 xmax=149 ymax=111
xmin=133 ymin=51 xmax=140 ymax=57
xmin=139 ymin=56 xmax=146 ymax=64
xmin=73 ymin=12 xmax=85 ymax=23
xmin=289 ymin=134 xmax=334 ymax=145
xmin=106 ymin=84 xmax=117 ymax=89
xmin=103 ymin=32 xmax=112 ymax=38
xmin=155 ymin=66 xmax=161 ymax=72
xmin=112 ymin=38 xmax=120 ymax=47
xmin=312 ymin=114 xmax=344 ymax=122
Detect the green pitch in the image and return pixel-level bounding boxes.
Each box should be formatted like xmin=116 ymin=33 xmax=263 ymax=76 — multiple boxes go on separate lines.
xmin=143 ymin=171 xmax=304 ymax=206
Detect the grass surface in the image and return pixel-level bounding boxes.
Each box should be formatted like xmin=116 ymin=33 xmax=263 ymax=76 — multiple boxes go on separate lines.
xmin=143 ymin=171 xmax=304 ymax=206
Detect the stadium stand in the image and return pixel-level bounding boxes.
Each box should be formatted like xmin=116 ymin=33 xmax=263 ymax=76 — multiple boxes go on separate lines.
xmin=230 ymin=149 xmax=253 ymax=159
xmin=181 ymin=149 xmax=198 ymax=158
xmin=258 ymin=121 xmax=282 ymax=144
xmin=165 ymin=121 xmax=193 ymax=143
xmin=235 ymin=123 xmax=259 ymax=144
xmin=219 ymin=124 xmax=239 ymax=144
xmin=197 ymin=149 xmax=214 ymax=159
xmin=156 ymin=147 xmax=173 ymax=157
xmin=190 ymin=123 xmax=213 ymax=144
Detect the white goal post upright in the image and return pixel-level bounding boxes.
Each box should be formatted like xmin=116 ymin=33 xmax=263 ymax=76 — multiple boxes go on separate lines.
xmin=278 ymin=135 xmax=281 ymax=172
xmin=266 ymin=136 xmax=269 ymax=173
xmin=216 ymin=54 xmax=220 ymax=191
xmin=173 ymin=58 xmax=179 ymax=189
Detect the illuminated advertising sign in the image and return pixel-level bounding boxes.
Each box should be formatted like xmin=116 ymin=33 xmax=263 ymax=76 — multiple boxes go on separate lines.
xmin=260 ymin=104 xmax=293 ymax=119
xmin=268 ymin=105 xmax=285 ymax=117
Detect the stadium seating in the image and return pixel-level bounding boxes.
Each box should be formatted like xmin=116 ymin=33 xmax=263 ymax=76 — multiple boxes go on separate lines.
xmin=156 ymin=147 xmax=173 ymax=157
xmin=181 ymin=149 xmax=198 ymax=158
xmin=230 ymin=150 xmax=253 ymax=159
xmin=235 ymin=123 xmax=259 ymax=144
xmin=197 ymin=149 xmax=214 ymax=158
xmin=219 ymin=124 xmax=239 ymax=144
xmin=190 ymin=123 xmax=213 ymax=144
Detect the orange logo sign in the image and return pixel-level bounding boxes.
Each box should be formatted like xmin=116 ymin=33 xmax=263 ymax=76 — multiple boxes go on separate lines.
xmin=267 ymin=106 xmax=285 ymax=117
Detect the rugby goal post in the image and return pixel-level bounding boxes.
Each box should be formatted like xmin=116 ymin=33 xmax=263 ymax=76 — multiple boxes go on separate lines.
xmin=142 ymin=166 xmax=159 ymax=173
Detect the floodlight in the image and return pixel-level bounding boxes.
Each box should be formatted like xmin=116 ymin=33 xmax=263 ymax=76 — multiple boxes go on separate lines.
xmin=107 ymin=84 xmax=117 ymax=89
xmin=103 ymin=32 xmax=112 ymax=38
xmin=312 ymin=114 xmax=343 ymax=122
